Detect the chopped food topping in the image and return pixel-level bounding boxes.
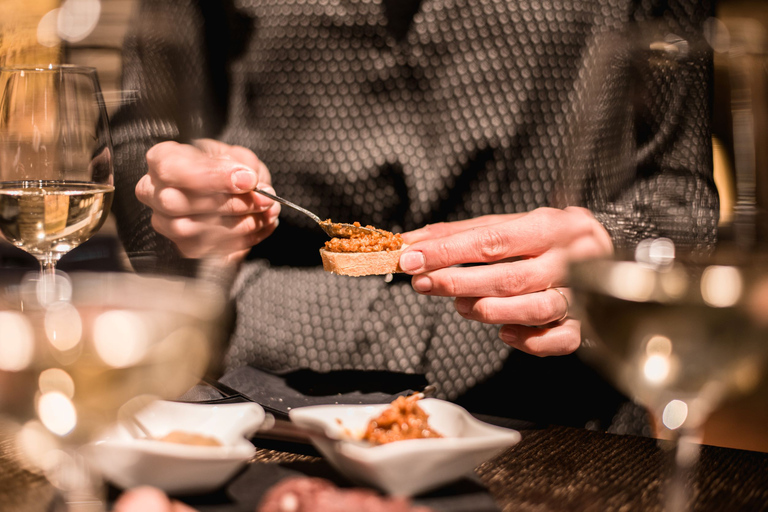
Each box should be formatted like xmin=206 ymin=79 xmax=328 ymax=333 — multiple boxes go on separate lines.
xmin=324 ymin=221 xmax=403 ymax=253
xmin=361 ymin=394 xmax=442 ymax=445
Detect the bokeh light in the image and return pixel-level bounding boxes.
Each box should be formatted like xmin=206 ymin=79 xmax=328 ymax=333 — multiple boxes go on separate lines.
xmin=37 ymin=391 xmax=77 ymax=436
xmin=635 ymin=237 xmax=676 ymax=269
xmin=662 ymin=399 xmax=689 ymax=430
xmin=37 ymin=0 xmax=102 ymax=48
xmin=93 ymin=310 xmax=149 ymax=368
xmin=38 ymin=368 xmax=76 ymax=399
xmin=701 ymin=266 xmax=742 ymax=308
xmin=610 ymin=262 xmax=655 ymax=301
xmin=44 ymin=302 xmax=83 ymax=352
xmin=643 ymin=354 xmax=671 ymax=384
xmin=37 ymin=9 xmax=61 ymax=48
xmin=0 ymin=311 xmax=35 ymax=371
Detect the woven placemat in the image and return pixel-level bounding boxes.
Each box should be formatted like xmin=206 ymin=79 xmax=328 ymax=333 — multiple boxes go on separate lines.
xmin=477 ymin=426 xmax=768 ymax=512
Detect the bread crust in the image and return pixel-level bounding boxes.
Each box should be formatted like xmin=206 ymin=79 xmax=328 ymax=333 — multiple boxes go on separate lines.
xmin=319 ymin=247 xmax=405 ymax=276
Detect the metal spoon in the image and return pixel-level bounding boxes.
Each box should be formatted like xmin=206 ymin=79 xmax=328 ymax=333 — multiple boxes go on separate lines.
xmin=254 ymin=188 xmax=380 ymax=238
xmin=126 ymin=415 xmax=155 ymax=440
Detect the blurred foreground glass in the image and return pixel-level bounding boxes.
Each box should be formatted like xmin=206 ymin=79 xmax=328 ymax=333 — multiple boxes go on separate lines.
xmin=0 ymin=65 xmax=114 ymax=303
xmin=0 ymin=271 xmax=227 ymax=511
xmin=571 ymin=247 xmax=768 ymax=511
xmin=566 ymin=19 xmax=768 ymax=512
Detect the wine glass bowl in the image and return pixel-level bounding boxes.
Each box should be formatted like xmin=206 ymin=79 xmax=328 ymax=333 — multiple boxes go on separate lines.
xmin=569 ymin=245 xmax=768 ymax=509
xmin=0 ymin=271 xmax=227 ymax=510
xmin=0 ymin=65 xmax=114 ymax=286
xmin=571 ymin=247 xmax=768 ymax=433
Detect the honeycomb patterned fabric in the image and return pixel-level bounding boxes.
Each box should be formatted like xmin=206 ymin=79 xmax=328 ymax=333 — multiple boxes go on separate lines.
xmin=111 ymin=0 xmax=717 ymax=432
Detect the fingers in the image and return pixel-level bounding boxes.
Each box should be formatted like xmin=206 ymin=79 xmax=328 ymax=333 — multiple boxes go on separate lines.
xmin=400 ymin=208 xmax=611 ymax=274
xmin=138 ymin=141 xmax=281 ymax=261
xmin=498 ymin=319 xmax=582 ymax=356
xmin=453 ymin=287 xmax=571 ymax=326
xmin=114 ymin=486 xmax=197 ymax=512
xmin=400 ymin=209 xmax=560 ymax=274
xmin=410 ymin=252 xmax=564 ymax=297
xmin=151 ymin=206 xmax=280 ymax=259
xmin=145 ymin=141 xmax=270 ymax=195
xmin=401 ymin=215 xmax=519 ymax=244
xmin=448 ymin=286 xmax=579 ymax=357
xmin=137 ymin=176 xmax=278 ymax=216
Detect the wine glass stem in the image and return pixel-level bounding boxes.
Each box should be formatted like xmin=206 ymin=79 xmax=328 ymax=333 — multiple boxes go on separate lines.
xmin=665 ymin=428 xmax=702 ymax=512
xmin=47 ymin=448 xmax=105 ymax=512
xmin=38 ymin=256 xmax=58 ymax=305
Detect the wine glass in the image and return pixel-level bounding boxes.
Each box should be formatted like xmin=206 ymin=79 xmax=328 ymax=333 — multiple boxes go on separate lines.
xmin=0 ymin=271 xmax=227 ymax=511
xmin=0 ymin=65 xmax=114 ymax=302
xmin=565 ymin=18 xmax=768 ymax=512
xmin=570 ymin=245 xmax=768 ymax=510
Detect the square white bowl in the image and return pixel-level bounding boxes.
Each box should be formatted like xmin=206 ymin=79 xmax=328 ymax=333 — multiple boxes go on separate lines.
xmin=289 ymin=398 xmax=521 ymax=496
xmin=87 ymin=401 xmax=265 ymax=495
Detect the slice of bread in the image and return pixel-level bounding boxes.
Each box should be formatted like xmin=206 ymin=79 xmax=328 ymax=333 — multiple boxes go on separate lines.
xmin=319 ymin=247 xmax=405 ymax=277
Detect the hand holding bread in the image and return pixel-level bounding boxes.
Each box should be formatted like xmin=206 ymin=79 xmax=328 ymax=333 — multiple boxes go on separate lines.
xmin=397 ymin=207 xmax=615 ymax=356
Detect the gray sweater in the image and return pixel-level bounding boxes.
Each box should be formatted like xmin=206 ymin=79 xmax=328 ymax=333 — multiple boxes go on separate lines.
xmin=111 ymin=0 xmax=717 ymax=433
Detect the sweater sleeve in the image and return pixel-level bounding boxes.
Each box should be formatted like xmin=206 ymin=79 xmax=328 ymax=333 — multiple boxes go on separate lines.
xmin=110 ymin=0 xmax=230 ymax=275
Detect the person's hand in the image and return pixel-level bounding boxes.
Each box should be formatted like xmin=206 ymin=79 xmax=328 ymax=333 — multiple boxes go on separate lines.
xmin=113 ymin=486 xmax=197 ymax=512
xmin=399 ymin=207 xmax=613 ymax=356
xmin=136 ymin=139 xmax=281 ymax=265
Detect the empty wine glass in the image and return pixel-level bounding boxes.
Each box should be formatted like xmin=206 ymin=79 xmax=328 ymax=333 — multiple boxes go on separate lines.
xmin=564 ymin=18 xmax=768 ymax=512
xmin=0 ymin=65 xmax=114 ymax=302
xmin=0 ymin=270 xmax=227 ymax=511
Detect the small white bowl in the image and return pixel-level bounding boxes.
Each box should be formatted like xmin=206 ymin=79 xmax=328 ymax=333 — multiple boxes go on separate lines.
xmin=87 ymin=401 xmax=265 ymax=495
xmin=289 ymin=398 xmax=521 ymax=497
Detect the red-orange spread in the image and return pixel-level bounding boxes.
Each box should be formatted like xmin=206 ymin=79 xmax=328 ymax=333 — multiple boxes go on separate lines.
xmin=158 ymin=431 xmax=222 ymax=446
xmin=361 ymin=394 xmax=442 ymax=445
xmin=324 ymin=222 xmax=403 ymax=253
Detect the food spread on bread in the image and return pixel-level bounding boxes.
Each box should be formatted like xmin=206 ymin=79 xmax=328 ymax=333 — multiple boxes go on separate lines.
xmin=323 ymin=221 xmax=403 ymax=253
xmin=319 ymin=221 xmax=405 ymax=276
xmin=361 ymin=394 xmax=442 ymax=445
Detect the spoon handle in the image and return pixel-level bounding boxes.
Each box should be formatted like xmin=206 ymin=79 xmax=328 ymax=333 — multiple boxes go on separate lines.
xmin=255 ymin=188 xmax=322 ymax=224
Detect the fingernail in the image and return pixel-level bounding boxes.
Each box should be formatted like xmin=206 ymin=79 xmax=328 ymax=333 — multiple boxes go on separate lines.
xmin=232 ymin=168 xmax=257 ymax=191
xmin=499 ymin=326 xmax=517 ymax=344
xmin=455 ymin=297 xmax=471 ymax=314
xmin=412 ymin=275 xmax=432 ymax=293
xmin=399 ymin=251 xmax=425 ymax=272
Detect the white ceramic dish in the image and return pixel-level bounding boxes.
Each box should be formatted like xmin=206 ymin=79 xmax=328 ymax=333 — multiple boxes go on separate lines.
xmin=87 ymin=401 xmax=265 ymax=495
xmin=289 ymin=398 xmax=521 ymax=497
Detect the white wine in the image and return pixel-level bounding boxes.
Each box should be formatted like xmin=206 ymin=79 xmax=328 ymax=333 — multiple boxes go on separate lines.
xmin=576 ymin=289 xmax=765 ymax=409
xmin=571 ymin=256 xmax=768 ymax=429
xmin=0 ymin=181 xmax=114 ymax=259
xmin=0 ymin=272 xmax=224 ymax=451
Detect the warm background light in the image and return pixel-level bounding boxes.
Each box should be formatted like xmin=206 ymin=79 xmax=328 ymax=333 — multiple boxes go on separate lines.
xmin=1 ymin=1 xmax=62 ymax=67
xmin=0 ymin=311 xmax=35 ymax=372
xmin=93 ymin=310 xmax=149 ymax=368
xmin=44 ymin=302 xmax=83 ymax=352
xmin=37 ymin=391 xmax=77 ymax=436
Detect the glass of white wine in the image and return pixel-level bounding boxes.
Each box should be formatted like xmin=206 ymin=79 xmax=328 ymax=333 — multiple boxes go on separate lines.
xmin=565 ymin=17 xmax=768 ymax=512
xmin=570 ymin=245 xmax=768 ymax=510
xmin=0 ymin=65 xmax=114 ymax=301
xmin=0 ymin=270 xmax=227 ymax=511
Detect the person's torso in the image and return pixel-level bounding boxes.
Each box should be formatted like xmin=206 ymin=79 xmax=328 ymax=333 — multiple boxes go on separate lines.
xmin=219 ymin=0 xmax=626 ymax=261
